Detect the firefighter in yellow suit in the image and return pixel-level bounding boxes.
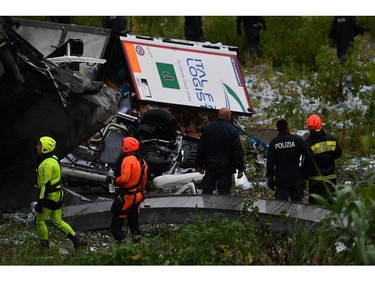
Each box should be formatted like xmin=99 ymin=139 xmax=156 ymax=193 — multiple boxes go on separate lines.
xmin=35 ymin=136 xmax=84 ymax=250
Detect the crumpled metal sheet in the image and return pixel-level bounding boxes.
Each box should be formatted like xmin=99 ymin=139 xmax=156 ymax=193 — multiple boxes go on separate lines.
xmin=0 ymin=20 xmax=119 ymax=209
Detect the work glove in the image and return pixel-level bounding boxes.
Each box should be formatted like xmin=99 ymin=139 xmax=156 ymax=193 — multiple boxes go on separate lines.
xmin=268 ymin=178 xmax=275 ymax=191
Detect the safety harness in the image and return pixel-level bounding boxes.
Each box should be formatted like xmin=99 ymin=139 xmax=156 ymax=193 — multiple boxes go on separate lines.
xmin=112 ymin=155 xmax=147 ymax=216
xmin=40 ymin=156 xmax=64 ymax=210
xmin=119 ymin=157 xmax=146 ymax=200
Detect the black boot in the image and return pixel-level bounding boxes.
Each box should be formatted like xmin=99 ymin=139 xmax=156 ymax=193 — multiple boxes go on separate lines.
xmin=67 ymin=233 xmax=86 ymax=250
xmin=40 ymin=240 xmax=49 ymax=250
xmin=110 ymin=216 xmax=126 ymax=242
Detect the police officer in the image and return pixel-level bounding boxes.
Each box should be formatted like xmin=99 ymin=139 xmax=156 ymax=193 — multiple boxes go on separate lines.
xmin=110 ymin=137 xmax=148 ymax=243
xmin=305 ymin=114 xmax=342 ymax=205
xmin=35 ymin=136 xmax=84 ymax=250
xmin=266 ymin=119 xmax=311 ymax=203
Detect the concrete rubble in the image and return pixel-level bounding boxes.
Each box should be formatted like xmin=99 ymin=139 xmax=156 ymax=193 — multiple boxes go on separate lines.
xmin=62 ymin=194 xmax=331 ymax=232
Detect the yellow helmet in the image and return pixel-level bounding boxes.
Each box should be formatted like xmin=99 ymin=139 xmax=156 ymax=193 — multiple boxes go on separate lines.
xmin=39 ymin=136 xmax=56 ymax=154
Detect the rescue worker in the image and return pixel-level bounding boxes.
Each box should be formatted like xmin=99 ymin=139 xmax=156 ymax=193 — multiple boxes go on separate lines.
xmin=35 ymin=136 xmax=84 ymax=250
xmin=110 ymin=136 xmax=148 ymax=243
xmin=305 ymin=114 xmax=342 ymax=205
xmin=184 ymin=16 xmax=205 ymax=42
xmin=104 ymin=16 xmax=127 ymax=32
xmin=329 ymin=16 xmax=370 ymax=63
xmin=237 ymin=16 xmax=267 ymax=57
xmin=266 ymin=119 xmax=312 ymax=203
xmin=196 ymin=107 xmax=245 ymax=195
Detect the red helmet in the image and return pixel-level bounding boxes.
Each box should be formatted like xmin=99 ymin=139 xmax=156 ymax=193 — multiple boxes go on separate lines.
xmin=306 ymin=114 xmax=322 ymax=131
xmin=122 ymin=137 xmax=139 ymax=153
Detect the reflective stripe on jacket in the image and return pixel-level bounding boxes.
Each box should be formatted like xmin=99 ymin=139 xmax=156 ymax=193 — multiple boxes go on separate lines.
xmin=305 ymin=129 xmax=342 ymax=178
xmin=309 ymin=174 xmax=337 ymax=181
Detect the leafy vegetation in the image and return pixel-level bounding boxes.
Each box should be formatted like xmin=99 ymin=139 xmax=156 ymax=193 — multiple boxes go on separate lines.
xmin=1 ymin=181 xmax=374 ymax=265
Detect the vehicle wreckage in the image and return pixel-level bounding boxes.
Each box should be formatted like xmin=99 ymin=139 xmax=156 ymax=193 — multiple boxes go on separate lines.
xmin=0 ymin=18 xmax=272 ymax=211
xmin=0 ymin=18 xmax=119 ymax=209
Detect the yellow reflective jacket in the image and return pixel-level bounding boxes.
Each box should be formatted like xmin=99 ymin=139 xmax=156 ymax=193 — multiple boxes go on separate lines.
xmin=37 ymin=155 xmax=63 ymax=203
xmin=305 ymin=129 xmax=342 ymax=179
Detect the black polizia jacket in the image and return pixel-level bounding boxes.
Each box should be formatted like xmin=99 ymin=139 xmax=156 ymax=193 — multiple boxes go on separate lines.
xmin=196 ymin=118 xmax=245 ymax=174
xmin=305 ymin=129 xmax=342 ymax=178
xmin=266 ymin=132 xmax=311 ymax=188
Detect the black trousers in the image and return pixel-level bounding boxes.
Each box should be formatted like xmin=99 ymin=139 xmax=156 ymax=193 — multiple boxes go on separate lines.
xmin=275 ymin=184 xmax=304 ymax=203
xmin=200 ymin=169 xmax=232 ymax=195
xmin=110 ymin=203 xmax=141 ymax=242
xmin=308 ymin=178 xmax=337 ymax=205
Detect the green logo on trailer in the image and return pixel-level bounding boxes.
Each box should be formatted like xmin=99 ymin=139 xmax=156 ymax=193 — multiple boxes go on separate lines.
xmin=156 ymin=62 xmax=180 ymax=89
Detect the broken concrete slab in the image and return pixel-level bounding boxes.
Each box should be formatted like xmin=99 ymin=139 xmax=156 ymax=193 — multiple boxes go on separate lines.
xmin=0 ymin=19 xmax=119 ymax=209
xmin=62 ymin=195 xmax=331 ymax=232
